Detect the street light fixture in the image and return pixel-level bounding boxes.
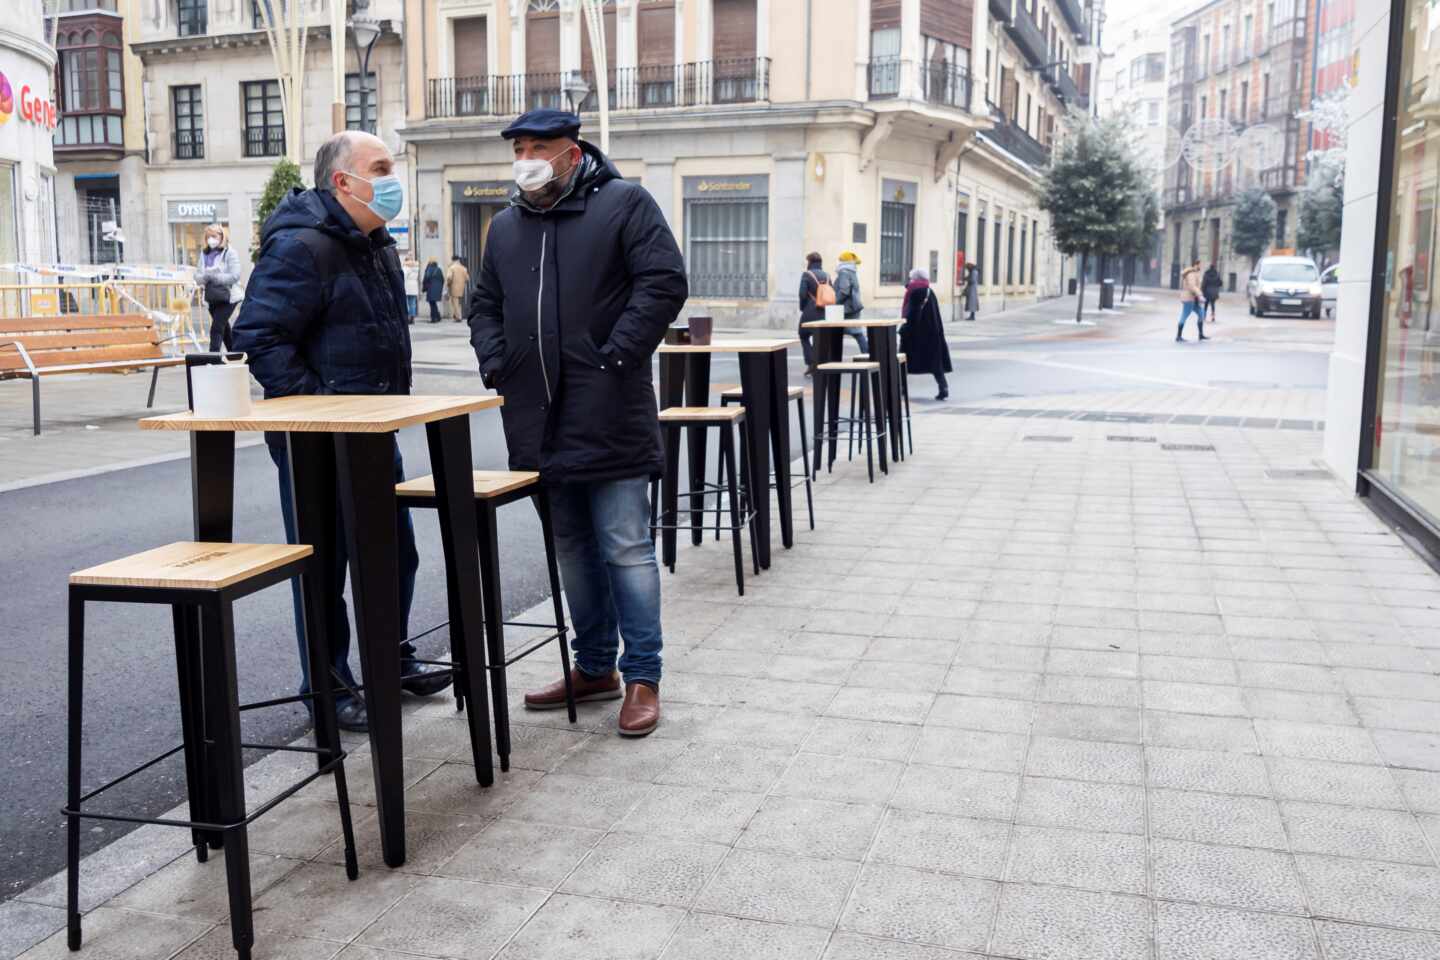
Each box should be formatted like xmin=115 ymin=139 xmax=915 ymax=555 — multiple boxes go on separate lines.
xmin=563 ymin=73 xmax=592 ymax=114
xmin=350 ymin=13 xmax=382 ymax=134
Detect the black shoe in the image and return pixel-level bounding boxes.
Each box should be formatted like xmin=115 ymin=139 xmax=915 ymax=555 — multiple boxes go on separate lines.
xmin=1199 ymin=334 xmax=1210 ymax=340
xmin=334 ymin=699 xmax=368 ymax=733
xmin=1175 ymin=335 xmax=1184 ymax=342
xmin=401 ymin=664 xmax=454 ymax=697
xmin=936 ymin=391 xmax=948 ymax=401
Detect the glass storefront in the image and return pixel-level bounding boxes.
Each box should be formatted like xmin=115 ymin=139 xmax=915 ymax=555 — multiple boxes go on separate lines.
xmin=1371 ymin=0 xmax=1440 ymax=525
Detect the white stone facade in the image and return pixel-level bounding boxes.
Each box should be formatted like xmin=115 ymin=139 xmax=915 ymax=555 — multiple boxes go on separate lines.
xmin=0 ymin=0 xmax=59 ymax=266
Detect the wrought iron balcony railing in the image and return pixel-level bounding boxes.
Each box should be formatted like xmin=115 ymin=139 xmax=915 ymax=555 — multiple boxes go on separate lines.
xmin=173 ymin=129 xmax=204 ymax=160
xmin=243 ymin=127 xmax=285 ymax=158
xmin=985 ymin=111 xmax=1050 ymax=168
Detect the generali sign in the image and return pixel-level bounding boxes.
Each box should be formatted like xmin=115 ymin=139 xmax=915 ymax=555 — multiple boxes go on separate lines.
xmin=0 ymin=69 xmax=59 ymax=132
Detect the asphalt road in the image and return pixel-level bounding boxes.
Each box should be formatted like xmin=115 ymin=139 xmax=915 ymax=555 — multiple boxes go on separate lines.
xmin=0 ymin=296 xmax=1332 ymax=899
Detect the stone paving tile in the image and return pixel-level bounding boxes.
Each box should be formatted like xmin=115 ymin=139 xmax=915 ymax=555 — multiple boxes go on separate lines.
xmin=1314 ymin=919 xmax=1440 ymax=959
xmin=910 ymin=727 xmax=1029 ymax=773
xmin=1005 ymin=824 xmax=1147 ymax=894
xmin=1279 ymin=801 xmax=1434 ymax=864
xmin=1153 ymin=901 xmax=1320 ymax=960
xmin=839 ymin=863 xmax=998 ymax=952
xmin=990 ymin=883 xmax=1151 ymax=960
xmin=1025 ymin=736 xmax=1143 ymax=784
xmin=659 ymin=913 xmax=830 ymax=960
xmin=1293 ymin=854 xmax=1440 ymax=929
xmin=496 ymin=894 xmax=686 ymax=960
xmin=738 ymin=796 xmax=885 ymax=861
xmin=1150 ymin=838 xmax=1307 ymax=914
xmin=695 ymin=848 xmax=858 ymax=927
xmin=1148 ymin=789 xmax=1288 ymax=849
xmin=1265 ymin=757 xmax=1405 ymax=809
xmin=1016 ymin=777 xmax=1146 ymax=835
xmin=561 ymin=832 xmax=728 ymax=906
xmin=870 ymin=809 xmax=1010 ymax=878
xmin=436 ymin=819 xmax=602 ymax=888
xmin=892 ymin=764 xmax=1020 ymax=821
xmin=356 ymin=876 xmax=547 ymax=958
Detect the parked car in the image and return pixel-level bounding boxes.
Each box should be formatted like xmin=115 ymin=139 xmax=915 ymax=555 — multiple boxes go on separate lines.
xmin=1320 ymin=264 xmax=1339 ymax=317
xmin=1247 ymin=256 xmax=1324 ymax=318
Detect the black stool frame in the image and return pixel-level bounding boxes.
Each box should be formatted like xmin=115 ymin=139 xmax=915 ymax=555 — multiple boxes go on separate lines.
xmin=650 ymin=414 xmax=760 ymax=595
xmin=401 ymin=483 xmax=574 ymax=774
xmin=66 ymin=554 xmax=357 ymax=960
xmin=815 ymin=366 xmax=887 ymax=483
xmin=720 ymin=390 xmax=815 ymax=532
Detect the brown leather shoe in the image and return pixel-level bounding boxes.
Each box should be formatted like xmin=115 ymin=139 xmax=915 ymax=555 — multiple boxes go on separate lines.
xmin=618 ymin=683 xmax=660 ymax=737
xmin=524 ymin=668 xmax=621 ymax=711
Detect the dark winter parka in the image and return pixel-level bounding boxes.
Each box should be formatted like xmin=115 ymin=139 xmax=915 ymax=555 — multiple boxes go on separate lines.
xmin=423 ymin=261 xmax=445 ymax=302
xmin=468 ymin=142 xmax=688 ymax=484
xmin=233 ymin=188 xmax=412 ymax=449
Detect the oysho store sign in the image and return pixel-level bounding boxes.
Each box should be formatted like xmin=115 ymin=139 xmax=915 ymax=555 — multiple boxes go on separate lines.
xmin=167 ymin=200 xmax=230 ymax=222
xmin=0 ymin=69 xmax=58 ymax=131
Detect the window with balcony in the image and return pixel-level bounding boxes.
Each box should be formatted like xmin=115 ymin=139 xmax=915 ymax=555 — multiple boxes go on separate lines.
xmin=637 ymin=0 xmax=676 ymax=106
xmin=869 ymin=27 xmax=901 ymax=97
xmin=1220 ymin=24 xmax=1231 ymax=67
xmin=253 ymin=1 xmax=290 ymax=30
xmin=712 ymin=0 xmax=760 ymax=103
xmin=526 ymin=0 xmax=562 ymax=109
xmin=345 ymin=72 xmax=378 ymax=133
xmin=172 ymin=85 xmax=203 ymax=159
xmin=922 ymin=35 xmax=970 ymax=109
xmin=177 ymin=0 xmax=206 ymax=36
xmin=54 ymin=24 xmax=124 ymax=149
xmin=1243 ymin=15 xmax=1253 ymax=55
xmin=1146 ymin=53 xmax=1165 ymax=82
xmin=242 ymin=80 xmax=285 ymax=157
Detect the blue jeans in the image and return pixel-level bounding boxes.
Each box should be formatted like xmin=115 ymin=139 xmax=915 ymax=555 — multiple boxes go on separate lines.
xmin=269 ymin=439 xmax=420 ymax=706
xmin=1177 ymin=299 xmax=1204 ymax=335
xmin=548 ymin=477 xmax=663 ymax=686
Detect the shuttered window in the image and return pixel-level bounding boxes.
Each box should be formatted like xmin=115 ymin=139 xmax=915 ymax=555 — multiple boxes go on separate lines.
xmin=998 ymin=67 xmax=1015 ymax=116
xmin=920 ymin=0 xmax=972 ymax=50
xmin=453 ymin=16 xmax=488 ymax=79
xmin=713 ymin=0 xmax=756 ymax=60
xmin=638 ymin=2 xmax=675 ymax=66
xmin=526 ymin=8 xmax=560 ymax=74
xmin=686 ymin=199 xmax=768 ymax=299
xmin=580 ymin=9 xmax=617 ymax=73
xmin=871 ymin=0 xmax=901 ymax=30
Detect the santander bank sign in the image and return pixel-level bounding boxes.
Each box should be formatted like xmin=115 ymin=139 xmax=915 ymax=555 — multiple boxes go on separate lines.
xmin=0 ymin=69 xmax=58 ymax=131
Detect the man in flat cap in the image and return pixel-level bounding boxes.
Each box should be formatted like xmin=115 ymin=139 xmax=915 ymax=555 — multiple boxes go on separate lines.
xmin=468 ymin=109 xmax=687 ymax=737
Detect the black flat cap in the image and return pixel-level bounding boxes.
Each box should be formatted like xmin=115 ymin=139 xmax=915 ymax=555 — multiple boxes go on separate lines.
xmin=501 ymin=109 xmax=582 ymax=140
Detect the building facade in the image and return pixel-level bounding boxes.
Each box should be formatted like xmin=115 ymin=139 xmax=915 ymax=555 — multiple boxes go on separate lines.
xmin=1162 ymin=0 xmax=1315 ymax=290
xmin=45 ymin=0 xmax=149 ymax=265
xmin=1 ymin=1 xmax=60 ymax=267
xmin=130 ymin=0 xmax=408 ymax=281
xmin=1325 ymin=0 xmax=1440 ymax=559
xmin=399 ymin=0 xmax=1094 ymax=328
xmin=1097 ymin=10 xmax=1168 ymax=285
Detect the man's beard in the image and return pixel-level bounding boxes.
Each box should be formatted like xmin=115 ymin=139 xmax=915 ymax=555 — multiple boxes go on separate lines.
xmin=523 ymin=159 xmax=579 ymax=208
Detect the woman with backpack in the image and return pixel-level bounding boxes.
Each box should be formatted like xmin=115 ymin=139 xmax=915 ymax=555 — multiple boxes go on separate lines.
xmin=798 ymin=251 xmax=835 ymax=376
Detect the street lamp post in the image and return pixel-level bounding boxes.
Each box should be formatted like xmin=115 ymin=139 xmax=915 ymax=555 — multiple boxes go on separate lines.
xmin=350 ymin=13 xmax=382 ymax=136
xmin=563 ymin=74 xmax=592 ymax=116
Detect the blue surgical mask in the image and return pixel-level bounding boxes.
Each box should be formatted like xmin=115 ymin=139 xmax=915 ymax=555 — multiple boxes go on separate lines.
xmin=346 ymin=172 xmax=404 ymax=222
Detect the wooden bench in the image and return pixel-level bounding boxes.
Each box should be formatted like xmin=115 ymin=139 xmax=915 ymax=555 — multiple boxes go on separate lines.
xmin=0 ymin=314 xmax=186 ymax=435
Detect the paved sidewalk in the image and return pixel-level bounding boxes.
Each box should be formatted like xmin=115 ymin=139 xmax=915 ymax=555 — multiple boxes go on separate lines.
xmin=10 ymin=401 xmax=1440 ymax=960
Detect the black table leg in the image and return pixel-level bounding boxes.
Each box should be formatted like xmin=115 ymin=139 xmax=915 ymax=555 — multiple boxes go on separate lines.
xmin=812 ymin=329 xmax=843 ymax=477
xmin=425 ymin=417 xmax=496 ymax=786
xmin=171 ymin=603 xmax=209 ymax=859
xmin=188 ymin=430 xmax=234 ymax=851
xmin=658 ymin=352 xmax=686 ymax=570
xmin=873 ymin=327 xmax=903 ymax=464
xmin=738 ymin=352 xmax=773 ymax=569
xmin=684 ymin=354 xmax=712 ymax=546
xmin=200 ymin=597 xmax=252 ymax=959
xmin=768 ymin=349 xmax=795 ymax=549
xmin=334 ymin=432 xmax=407 ymax=869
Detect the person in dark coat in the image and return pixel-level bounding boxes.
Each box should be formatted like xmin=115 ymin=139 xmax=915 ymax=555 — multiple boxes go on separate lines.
xmin=1202 ymin=263 xmax=1223 ymax=323
xmin=833 ymin=250 xmax=870 ymax=354
xmin=422 ymin=258 xmax=445 ymax=323
xmin=963 ymin=262 xmax=981 ymax=320
xmin=232 ymin=130 xmax=452 ymax=733
xmin=797 ymin=251 xmax=831 ymax=375
xmin=900 ymin=268 xmax=953 ymax=400
xmin=468 ymin=109 xmax=687 ymax=738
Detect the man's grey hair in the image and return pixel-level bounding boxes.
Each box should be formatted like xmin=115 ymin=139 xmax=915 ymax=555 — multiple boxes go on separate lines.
xmin=313 ymin=132 xmax=359 ymax=193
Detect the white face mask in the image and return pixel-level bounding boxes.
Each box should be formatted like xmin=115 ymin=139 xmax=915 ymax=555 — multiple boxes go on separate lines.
xmin=206 ymin=237 xmax=220 ymax=249
xmin=513 ymin=157 xmax=558 ymax=192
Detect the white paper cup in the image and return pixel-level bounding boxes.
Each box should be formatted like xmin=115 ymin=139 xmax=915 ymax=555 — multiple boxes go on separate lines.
xmin=192 ymin=362 xmax=253 ymax=418
xmin=824 ymin=304 xmax=845 ymax=323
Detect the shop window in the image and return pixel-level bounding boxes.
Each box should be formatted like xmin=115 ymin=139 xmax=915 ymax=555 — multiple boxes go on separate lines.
xmin=177 ymin=0 xmax=206 ymax=36
xmin=242 ymin=80 xmax=285 ymax=157
xmin=993 ymin=218 xmax=1002 ymax=285
xmin=0 ymin=163 xmax=18 ymax=265
xmin=55 ymin=24 xmax=124 ymax=148
xmin=345 ymin=72 xmax=378 ymax=134
xmin=880 ymin=199 xmax=915 ymax=285
xmin=172 ymin=85 xmax=203 ymax=159
xmin=1019 ymin=221 xmax=1027 ymax=285
xmin=685 ymin=198 xmax=768 ymax=299
xmin=976 ymin=210 xmax=987 ymax=288
xmin=1007 ymin=220 xmax=1016 ymax=285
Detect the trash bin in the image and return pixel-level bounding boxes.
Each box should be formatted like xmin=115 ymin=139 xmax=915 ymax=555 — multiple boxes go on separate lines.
xmin=1099 ymin=279 xmax=1115 ymax=309
xmin=1068 ymin=278 xmax=1078 ymax=295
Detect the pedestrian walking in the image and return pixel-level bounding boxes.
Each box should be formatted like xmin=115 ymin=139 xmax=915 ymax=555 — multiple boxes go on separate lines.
xmin=964 ymin=262 xmax=981 ymax=321
xmin=445 ymin=255 xmax=470 ymax=323
xmin=797 ymin=251 xmax=834 ymax=375
xmin=422 ymin=257 xmax=445 ymax=323
xmin=197 ymin=223 xmax=242 ymax=352
xmin=468 ymin=109 xmax=688 ymax=737
xmin=1202 ymin=262 xmax=1222 ymax=324
xmin=833 ymin=250 xmax=871 ymax=355
xmin=900 ymin=267 xmax=953 ymax=400
xmin=1176 ymin=258 xmax=1209 ymax=342
xmin=233 ymin=130 xmax=453 ymax=733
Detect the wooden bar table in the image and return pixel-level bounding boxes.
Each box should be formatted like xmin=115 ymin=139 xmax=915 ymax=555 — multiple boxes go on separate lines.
xmin=141 ymin=394 xmax=503 ymax=870
xmin=801 ymin=318 xmax=905 ymax=473
xmin=656 ymin=338 xmax=798 ymax=570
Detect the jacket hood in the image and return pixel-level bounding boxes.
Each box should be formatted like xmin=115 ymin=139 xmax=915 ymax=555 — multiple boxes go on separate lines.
xmin=510 ymin=140 xmax=621 ymax=214
xmin=836 ymin=262 xmax=858 ymax=274
xmin=261 ymin=187 xmax=393 ymax=251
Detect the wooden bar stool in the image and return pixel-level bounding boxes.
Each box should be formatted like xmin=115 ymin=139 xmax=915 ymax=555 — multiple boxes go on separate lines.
xmin=813 ymin=360 xmax=886 ymax=483
xmin=718 ymin=383 xmax=814 ymax=532
xmin=396 ymin=471 xmax=575 ymax=774
xmin=66 ymin=542 xmax=359 ymax=960
xmin=650 ymin=405 xmax=758 ymax=594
